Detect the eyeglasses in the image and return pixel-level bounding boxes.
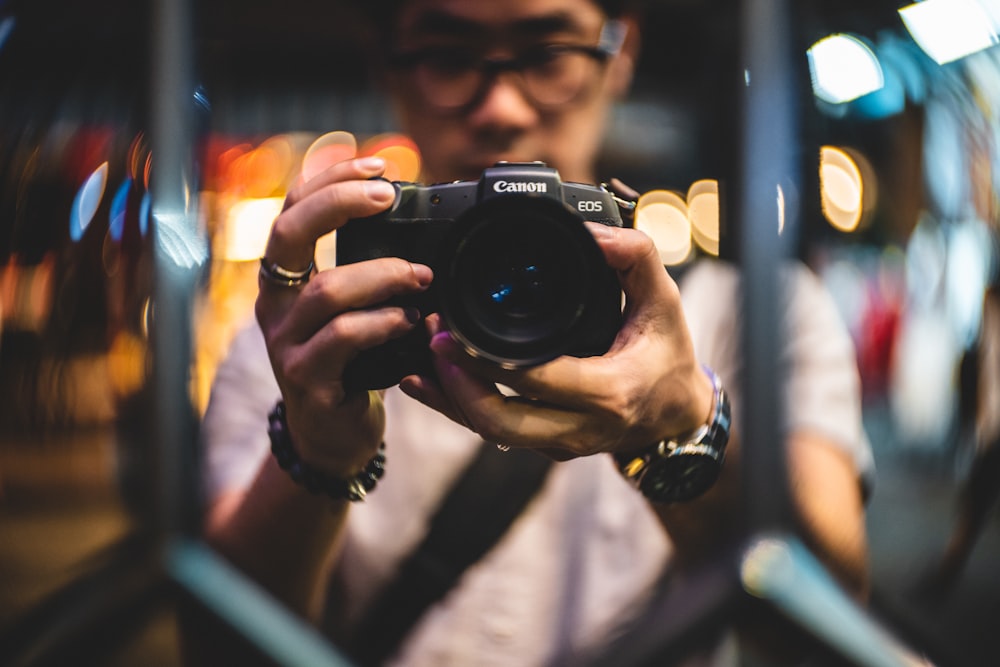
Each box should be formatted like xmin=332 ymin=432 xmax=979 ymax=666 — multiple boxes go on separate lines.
xmin=387 ymin=20 xmax=627 ymax=112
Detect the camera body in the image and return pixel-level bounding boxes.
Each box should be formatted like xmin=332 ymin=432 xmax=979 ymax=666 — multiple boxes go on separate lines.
xmin=336 ymin=162 xmax=632 ymax=390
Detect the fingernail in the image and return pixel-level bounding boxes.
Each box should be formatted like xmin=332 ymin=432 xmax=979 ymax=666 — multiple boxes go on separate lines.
xmin=358 ymin=156 xmax=386 ymax=171
xmin=365 ymin=179 xmax=396 ymax=204
xmin=411 ymin=263 xmax=433 ymax=287
xmin=424 ymin=313 xmax=442 ymax=336
xmin=404 ymin=307 xmax=421 ymax=324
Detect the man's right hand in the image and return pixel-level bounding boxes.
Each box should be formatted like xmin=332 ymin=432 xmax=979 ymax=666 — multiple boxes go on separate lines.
xmin=255 ymin=156 xmax=433 ymax=480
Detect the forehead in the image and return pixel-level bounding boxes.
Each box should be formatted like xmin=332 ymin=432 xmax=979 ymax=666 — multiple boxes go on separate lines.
xmin=393 ymin=0 xmax=606 ymax=38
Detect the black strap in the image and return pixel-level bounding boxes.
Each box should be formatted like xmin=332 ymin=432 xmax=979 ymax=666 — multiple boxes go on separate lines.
xmin=346 ymin=442 xmax=553 ymax=666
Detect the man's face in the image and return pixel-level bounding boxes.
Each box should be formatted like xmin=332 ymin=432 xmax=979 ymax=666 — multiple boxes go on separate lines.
xmin=383 ymin=0 xmax=632 ymax=184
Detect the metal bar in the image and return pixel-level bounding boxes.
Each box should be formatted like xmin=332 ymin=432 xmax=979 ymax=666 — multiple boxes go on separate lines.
xmin=145 ymin=8 xmax=359 ymax=666
xmin=731 ymin=1 xmax=941 ymax=665
xmin=168 ymin=540 xmax=357 ymax=667
xmin=149 ymin=0 xmax=205 ymax=539
xmin=736 ymin=0 xmax=798 ymax=533
xmin=741 ymin=534 xmax=937 ymax=667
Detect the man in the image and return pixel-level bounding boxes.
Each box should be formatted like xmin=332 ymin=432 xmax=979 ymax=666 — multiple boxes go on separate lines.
xmin=192 ymin=0 xmax=872 ymax=664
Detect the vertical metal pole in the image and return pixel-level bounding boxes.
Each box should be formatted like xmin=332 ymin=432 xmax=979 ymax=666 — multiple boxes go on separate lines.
xmin=733 ymin=3 xmax=938 ymax=665
xmin=736 ymin=0 xmax=798 ymax=532
xmin=144 ymin=5 xmax=358 ymax=665
xmin=149 ymin=0 xmax=205 ymax=538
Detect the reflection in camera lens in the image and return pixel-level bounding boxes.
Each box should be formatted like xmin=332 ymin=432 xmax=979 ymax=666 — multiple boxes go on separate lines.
xmin=456 ymin=215 xmax=584 ymax=349
xmin=488 ymin=263 xmax=543 ymax=315
xmin=442 ymin=196 xmax=602 ymax=366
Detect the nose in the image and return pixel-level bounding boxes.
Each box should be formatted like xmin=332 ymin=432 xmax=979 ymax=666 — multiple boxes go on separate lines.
xmin=465 ymin=72 xmax=539 ymax=131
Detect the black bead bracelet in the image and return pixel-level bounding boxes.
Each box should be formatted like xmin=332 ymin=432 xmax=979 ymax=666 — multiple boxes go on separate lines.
xmin=267 ymin=400 xmax=386 ymax=502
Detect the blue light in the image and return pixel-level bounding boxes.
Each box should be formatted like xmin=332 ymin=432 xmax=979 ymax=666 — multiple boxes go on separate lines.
xmin=492 ymin=285 xmax=512 ymax=304
xmin=69 ymin=162 xmax=108 ymax=242
xmin=109 ymin=178 xmax=132 ymax=241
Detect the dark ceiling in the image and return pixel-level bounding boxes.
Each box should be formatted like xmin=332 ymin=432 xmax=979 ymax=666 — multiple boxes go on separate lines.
xmin=2 ymin=0 xmax=909 ymax=83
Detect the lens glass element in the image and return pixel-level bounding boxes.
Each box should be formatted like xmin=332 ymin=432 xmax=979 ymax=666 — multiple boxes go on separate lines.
xmin=440 ymin=196 xmax=604 ymax=367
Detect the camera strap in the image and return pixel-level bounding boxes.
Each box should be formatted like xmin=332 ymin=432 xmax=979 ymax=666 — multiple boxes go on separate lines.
xmin=345 ymin=441 xmax=553 ymax=666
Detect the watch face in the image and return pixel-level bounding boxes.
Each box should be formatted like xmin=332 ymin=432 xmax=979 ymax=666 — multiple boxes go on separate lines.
xmin=640 ymin=453 xmax=721 ymax=503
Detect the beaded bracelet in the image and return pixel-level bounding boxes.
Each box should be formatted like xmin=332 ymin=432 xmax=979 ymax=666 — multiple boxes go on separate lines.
xmin=267 ymin=400 xmax=386 ymax=502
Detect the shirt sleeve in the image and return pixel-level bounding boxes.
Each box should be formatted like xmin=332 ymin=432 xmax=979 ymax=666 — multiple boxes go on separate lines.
xmin=781 ymin=262 xmax=876 ymax=496
xmin=679 ymin=259 xmax=875 ymax=498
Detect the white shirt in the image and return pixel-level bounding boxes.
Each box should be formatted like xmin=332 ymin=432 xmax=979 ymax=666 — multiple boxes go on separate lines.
xmin=201 ymin=258 xmax=873 ymax=666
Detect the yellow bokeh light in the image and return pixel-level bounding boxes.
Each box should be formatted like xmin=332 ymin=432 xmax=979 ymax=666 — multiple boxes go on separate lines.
xmin=230 ymin=136 xmax=295 ymax=198
xmin=303 ymin=130 xmax=358 ymax=182
xmin=636 ymin=190 xmax=692 ymax=266
xmin=820 ymin=145 xmax=864 ymax=232
xmin=219 ymin=196 xmax=285 ymax=262
xmin=360 ymin=133 xmax=422 ymax=182
xmin=374 ymin=144 xmax=421 ymax=182
xmin=316 ymin=231 xmax=337 ymax=270
xmin=687 ymin=179 xmax=720 ymax=256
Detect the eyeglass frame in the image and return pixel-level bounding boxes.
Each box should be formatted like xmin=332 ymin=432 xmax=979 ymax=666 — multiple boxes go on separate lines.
xmin=384 ymin=19 xmax=629 ymax=112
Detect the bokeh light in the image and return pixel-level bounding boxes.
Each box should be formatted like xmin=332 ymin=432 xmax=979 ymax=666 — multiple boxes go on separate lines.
xmin=687 ymin=179 xmax=720 ymax=256
xmin=635 ymin=190 xmax=692 ymax=265
xmin=70 ymin=161 xmax=108 ymax=242
xmin=899 ymin=0 xmax=1000 ymax=65
xmin=360 ymin=133 xmax=422 ymax=182
xmin=229 ymin=135 xmax=295 ymax=198
xmin=219 ymin=197 xmax=285 ymax=262
xmin=820 ymin=146 xmax=865 ymax=232
xmin=807 ymin=34 xmax=884 ymax=104
xmin=303 ymin=131 xmax=357 ymax=182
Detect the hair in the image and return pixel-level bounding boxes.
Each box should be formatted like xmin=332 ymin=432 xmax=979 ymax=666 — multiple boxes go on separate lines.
xmin=346 ymin=0 xmax=640 ymax=42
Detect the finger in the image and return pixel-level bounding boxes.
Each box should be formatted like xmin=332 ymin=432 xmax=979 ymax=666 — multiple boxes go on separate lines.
xmin=263 ymin=159 xmax=396 ymax=274
xmin=278 ymin=258 xmax=432 ymax=341
xmin=585 ymin=222 xmax=679 ymax=315
xmin=472 ymin=224 xmax=686 ymax=403
xmin=428 ymin=329 xmax=620 ymax=413
xmin=282 ymin=305 xmax=423 ymax=389
xmin=398 ymin=374 xmax=467 ymax=427
xmin=426 ymin=331 xmax=614 ymax=454
xmin=398 ymin=314 xmax=476 ymax=426
xmin=285 ymin=155 xmax=385 ymax=202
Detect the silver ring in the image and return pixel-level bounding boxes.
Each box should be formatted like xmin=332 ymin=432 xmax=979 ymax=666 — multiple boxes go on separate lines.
xmin=259 ymin=257 xmax=315 ymax=287
xmin=496 ymin=443 xmax=511 ymax=452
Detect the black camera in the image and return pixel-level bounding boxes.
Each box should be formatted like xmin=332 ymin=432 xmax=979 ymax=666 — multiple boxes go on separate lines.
xmin=336 ymin=162 xmax=633 ymax=390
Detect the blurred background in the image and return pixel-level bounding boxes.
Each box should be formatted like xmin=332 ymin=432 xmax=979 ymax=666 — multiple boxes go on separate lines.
xmin=0 ymin=0 xmax=998 ymax=665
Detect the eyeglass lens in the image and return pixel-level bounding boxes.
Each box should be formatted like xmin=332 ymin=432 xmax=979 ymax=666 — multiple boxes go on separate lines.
xmin=413 ymin=47 xmax=602 ymax=110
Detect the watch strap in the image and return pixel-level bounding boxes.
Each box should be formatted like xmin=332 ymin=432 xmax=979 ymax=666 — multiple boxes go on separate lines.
xmin=615 ymin=365 xmax=731 ymax=503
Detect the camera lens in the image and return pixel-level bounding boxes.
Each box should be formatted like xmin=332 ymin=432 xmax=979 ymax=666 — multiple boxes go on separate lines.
xmin=439 ymin=195 xmax=608 ymax=367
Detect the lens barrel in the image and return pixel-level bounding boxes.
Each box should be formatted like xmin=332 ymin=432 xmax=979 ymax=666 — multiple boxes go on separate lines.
xmin=439 ymin=195 xmax=610 ymax=368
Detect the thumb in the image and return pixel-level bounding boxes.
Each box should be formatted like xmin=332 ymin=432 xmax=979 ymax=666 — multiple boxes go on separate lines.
xmin=586 ymin=223 xmax=678 ymax=315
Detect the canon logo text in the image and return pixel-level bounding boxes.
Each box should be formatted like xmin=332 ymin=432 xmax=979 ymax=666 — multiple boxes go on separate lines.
xmin=493 ymin=180 xmax=548 ymax=194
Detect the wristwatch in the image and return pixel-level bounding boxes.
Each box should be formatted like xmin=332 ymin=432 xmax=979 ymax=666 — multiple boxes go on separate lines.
xmin=615 ymin=366 xmax=731 ymax=503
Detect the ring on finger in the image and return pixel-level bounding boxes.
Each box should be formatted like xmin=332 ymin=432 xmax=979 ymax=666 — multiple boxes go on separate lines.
xmin=259 ymin=257 xmax=315 ymax=288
